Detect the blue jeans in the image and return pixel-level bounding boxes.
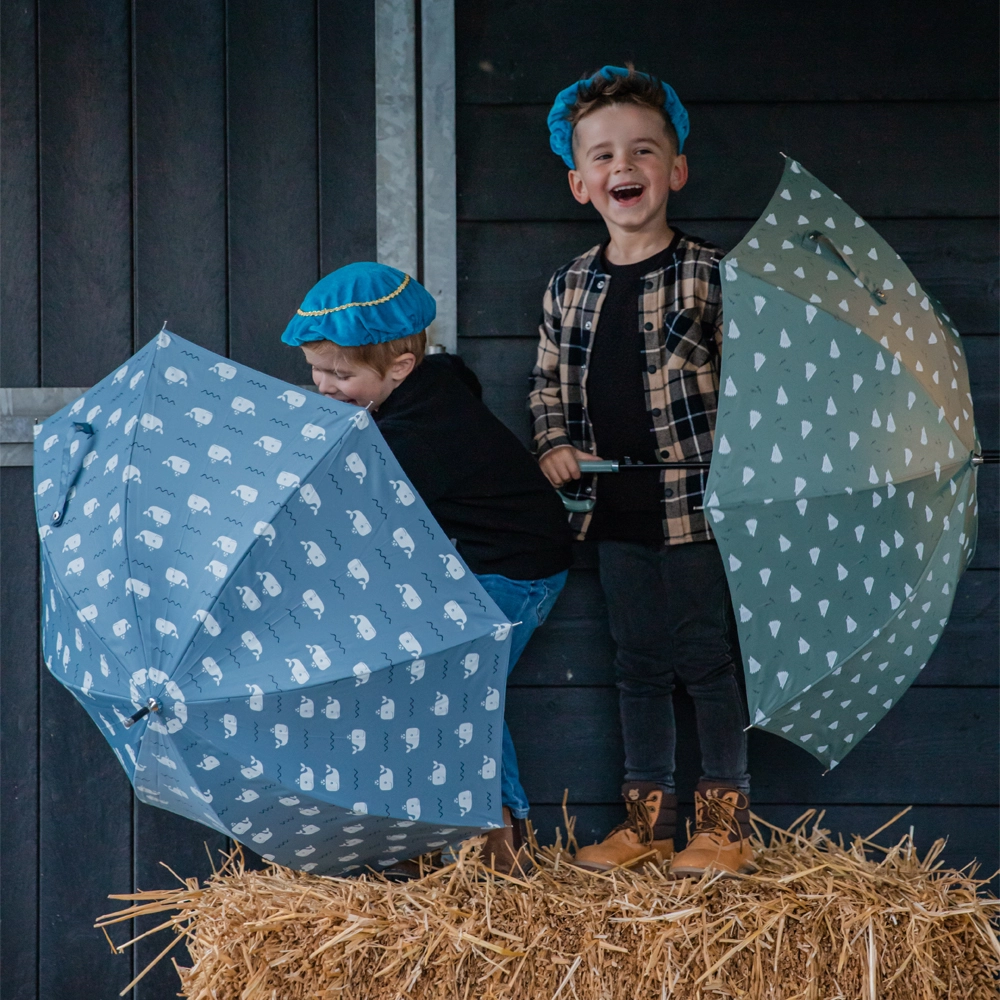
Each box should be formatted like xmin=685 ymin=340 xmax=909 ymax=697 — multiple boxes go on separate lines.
xmin=475 ymin=570 xmax=568 ymax=819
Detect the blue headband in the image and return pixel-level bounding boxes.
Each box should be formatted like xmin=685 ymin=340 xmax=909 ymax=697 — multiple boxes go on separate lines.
xmin=282 ymin=262 xmax=436 ymax=348
xmin=547 ymin=65 xmax=689 ymax=169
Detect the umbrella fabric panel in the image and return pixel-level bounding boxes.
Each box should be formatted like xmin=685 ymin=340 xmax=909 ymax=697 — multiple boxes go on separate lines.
xmin=710 ymin=271 xmax=969 ymax=507
xmin=720 ymin=158 xmax=976 ymax=457
xmin=708 ymin=158 xmax=980 ymax=768
xmin=34 ymin=331 xmax=512 ymax=873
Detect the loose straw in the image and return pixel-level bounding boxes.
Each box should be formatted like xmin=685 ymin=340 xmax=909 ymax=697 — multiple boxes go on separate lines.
xmin=96 ymin=810 xmax=999 ymax=999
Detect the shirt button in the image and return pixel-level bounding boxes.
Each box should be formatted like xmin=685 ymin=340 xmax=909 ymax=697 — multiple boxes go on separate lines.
xmin=645 ymin=281 xmax=653 ymax=290
xmin=644 ymin=322 xmax=653 ymax=331
xmin=651 ymin=407 xmax=661 ymax=417
xmin=585 ymin=321 xmax=592 ymax=330
xmin=647 ymin=364 xmax=656 ymax=374
xmin=664 ymin=488 xmax=674 ymax=498
xmin=660 ymin=449 xmax=671 ymax=459
xmin=597 ymin=281 xmax=605 ymax=289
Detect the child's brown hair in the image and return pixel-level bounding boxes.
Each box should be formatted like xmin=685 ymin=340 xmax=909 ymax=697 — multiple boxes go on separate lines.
xmin=307 ymin=331 xmax=427 ymax=377
xmin=569 ymin=64 xmax=679 ymax=155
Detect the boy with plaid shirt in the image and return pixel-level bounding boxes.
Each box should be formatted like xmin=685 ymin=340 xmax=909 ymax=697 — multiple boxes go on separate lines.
xmin=530 ymin=66 xmax=755 ymax=875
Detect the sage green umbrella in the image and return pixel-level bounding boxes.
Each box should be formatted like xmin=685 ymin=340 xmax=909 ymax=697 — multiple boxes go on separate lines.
xmin=705 ymin=157 xmax=981 ymax=768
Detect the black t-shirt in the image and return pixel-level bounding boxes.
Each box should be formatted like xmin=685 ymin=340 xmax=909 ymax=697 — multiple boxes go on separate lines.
xmin=587 ymin=237 xmax=680 ymax=545
xmin=374 ymin=354 xmax=572 ymax=579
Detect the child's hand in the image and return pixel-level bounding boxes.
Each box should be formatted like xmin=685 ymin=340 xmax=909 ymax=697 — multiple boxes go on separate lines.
xmin=538 ymin=447 xmax=600 ymax=487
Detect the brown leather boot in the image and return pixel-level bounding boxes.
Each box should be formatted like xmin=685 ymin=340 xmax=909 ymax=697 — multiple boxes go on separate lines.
xmin=574 ymin=782 xmax=676 ymax=872
xmin=480 ymin=806 xmax=529 ymax=875
xmin=668 ymin=782 xmax=757 ymax=877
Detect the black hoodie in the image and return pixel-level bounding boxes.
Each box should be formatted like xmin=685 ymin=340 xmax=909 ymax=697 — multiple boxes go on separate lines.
xmin=374 ymin=354 xmax=572 ymax=580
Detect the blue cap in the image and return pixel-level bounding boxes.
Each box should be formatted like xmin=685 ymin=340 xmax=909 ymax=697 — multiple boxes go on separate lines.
xmin=547 ymin=65 xmax=689 ymax=170
xmin=282 ymin=262 xmax=437 ymax=347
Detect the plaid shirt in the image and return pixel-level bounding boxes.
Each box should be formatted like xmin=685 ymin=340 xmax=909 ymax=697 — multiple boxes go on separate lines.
xmin=529 ymin=233 xmax=724 ymax=544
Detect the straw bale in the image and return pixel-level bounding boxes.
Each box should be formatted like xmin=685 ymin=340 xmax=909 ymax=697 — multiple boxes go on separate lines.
xmin=97 ymin=809 xmax=999 ymax=999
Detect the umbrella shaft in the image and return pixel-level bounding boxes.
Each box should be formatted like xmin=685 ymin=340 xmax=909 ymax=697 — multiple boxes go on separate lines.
xmin=578 ymin=461 xmax=711 ymax=472
xmin=123 ymin=697 xmax=160 ymax=729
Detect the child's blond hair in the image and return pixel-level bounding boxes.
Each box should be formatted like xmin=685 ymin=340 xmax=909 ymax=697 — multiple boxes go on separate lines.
xmin=307 ymin=331 xmax=426 ymax=377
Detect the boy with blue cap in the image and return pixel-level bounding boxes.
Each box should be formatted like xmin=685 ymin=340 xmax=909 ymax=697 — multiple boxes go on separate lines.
xmin=530 ymin=66 xmax=754 ymax=876
xmin=283 ymin=262 xmax=572 ymax=874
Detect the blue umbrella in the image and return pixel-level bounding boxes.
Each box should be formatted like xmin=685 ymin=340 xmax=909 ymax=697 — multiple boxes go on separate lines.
xmin=34 ymin=330 xmax=511 ymax=875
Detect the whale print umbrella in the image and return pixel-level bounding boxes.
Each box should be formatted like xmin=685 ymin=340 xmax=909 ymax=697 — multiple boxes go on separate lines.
xmin=34 ymin=331 xmax=511 ymax=874
xmin=705 ymin=157 xmax=980 ymax=768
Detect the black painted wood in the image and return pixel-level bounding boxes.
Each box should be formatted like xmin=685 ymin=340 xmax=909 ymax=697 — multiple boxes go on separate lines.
xmin=458 ymin=219 xmax=1000 ymax=337
xmin=318 ymin=0 xmax=378 ymax=274
xmin=132 ymin=804 xmax=228 ymax=1000
xmin=38 ymin=0 xmax=134 ymax=387
xmin=0 ymin=470 xmax=41 ymax=1000
xmin=134 ymin=0 xmax=227 ymax=355
xmin=506 ymin=686 xmax=999 ymax=806
xmin=0 ymin=0 xmax=40 ymax=386
xmin=527 ymin=804 xmax=1000 ymax=879
xmin=458 ymin=336 xmax=1000 ymax=456
xmin=513 ymin=568 xmax=999 ymax=690
xmin=458 ymin=2 xmax=1000 ymax=104
xmin=458 ymin=103 xmax=999 ymax=222
xmin=226 ymin=1 xmax=318 ymax=385
xmin=39 ymin=651 xmax=135 ymax=999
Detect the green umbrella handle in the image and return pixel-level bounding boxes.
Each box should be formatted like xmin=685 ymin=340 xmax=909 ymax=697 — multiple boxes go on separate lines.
xmin=805 ymin=231 xmax=887 ymax=305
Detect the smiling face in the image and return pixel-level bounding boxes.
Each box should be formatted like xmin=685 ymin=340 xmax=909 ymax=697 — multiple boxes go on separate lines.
xmin=302 ymin=341 xmax=415 ymax=410
xmin=568 ymin=103 xmax=687 ymax=239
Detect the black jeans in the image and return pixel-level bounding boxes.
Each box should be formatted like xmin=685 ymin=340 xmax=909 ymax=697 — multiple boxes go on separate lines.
xmin=598 ymin=539 xmax=750 ymax=794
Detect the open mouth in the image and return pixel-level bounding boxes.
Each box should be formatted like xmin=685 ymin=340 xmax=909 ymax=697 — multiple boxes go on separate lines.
xmin=610 ymin=184 xmax=644 ymax=204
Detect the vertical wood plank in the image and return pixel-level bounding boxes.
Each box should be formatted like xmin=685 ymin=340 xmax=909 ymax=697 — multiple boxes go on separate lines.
xmin=318 ymin=0 xmax=377 ymax=274
xmin=132 ymin=804 xmax=227 ymax=1000
xmin=226 ymin=0 xmax=318 ymax=384
xmin=0 ymin=471 xmax=41 ymax=999
xmin=38 ymin=0 xmax=133 ymax=387
xmin=0 ymin=0 xmax=40 ymax=386
xmin=133 ymin=0 xmax=227 ymax=354
xmin=35 ymin=3 xmax=136 ymax=996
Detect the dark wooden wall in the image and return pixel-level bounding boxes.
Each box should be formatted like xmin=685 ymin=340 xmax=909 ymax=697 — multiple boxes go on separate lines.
xmin=0 ymin=2 xmax=374 ymax=997
xmin=453 ymin=1 xmax=1000 ymax=873
xmin=0 ymin=3 xmax=996 ymax=999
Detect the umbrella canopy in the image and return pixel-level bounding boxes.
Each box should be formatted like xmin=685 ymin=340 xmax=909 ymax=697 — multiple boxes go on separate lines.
xmin=34 ymin=331 xmax=511 ymax=874
xmin=705 ymin=158 xmax=980 ymax=768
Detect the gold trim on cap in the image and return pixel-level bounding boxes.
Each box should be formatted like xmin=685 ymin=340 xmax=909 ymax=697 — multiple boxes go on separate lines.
xmin=296 ymin=273 xmax=411 ymax=317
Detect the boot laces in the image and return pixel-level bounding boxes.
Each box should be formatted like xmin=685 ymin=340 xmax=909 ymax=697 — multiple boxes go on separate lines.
xmin=608 ymin=797 xmax=655 ymax=845
xmin=693 ymin=792 xmax=745 ymax=846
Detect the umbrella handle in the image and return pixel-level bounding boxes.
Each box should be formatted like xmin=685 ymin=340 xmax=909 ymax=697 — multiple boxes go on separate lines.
xmin=805 ymin=231 xmax=887 ymax=305
xmin=49 ymin=421 xmax=95 ymax=526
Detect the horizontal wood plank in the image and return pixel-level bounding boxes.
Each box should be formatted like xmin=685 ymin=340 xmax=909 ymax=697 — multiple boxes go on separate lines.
xmin=526 ymin=804 xmax=999 ymax=881
xmin=458 ymin=2 xmax=999 ymax=103
xmin=457 ymin=336 xmax=1000 ymax=457
xmin=458 ymin=219 xmax=999 ymax=337
xmin=506 ymin=686 xmax=998 ymax=806
xmin=513 ymin=568 xmax=999 ymax=690
xmin=458 ymin=103 xmax=999 ymax=221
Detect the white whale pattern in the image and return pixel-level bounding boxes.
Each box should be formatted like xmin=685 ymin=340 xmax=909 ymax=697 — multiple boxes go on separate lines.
xmin=32 ymin=330 xmax=515 ymax=875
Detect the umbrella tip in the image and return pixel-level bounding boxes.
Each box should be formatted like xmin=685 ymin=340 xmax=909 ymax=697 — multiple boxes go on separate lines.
xmin=779 ymin=151 xmax=788 ymax=159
